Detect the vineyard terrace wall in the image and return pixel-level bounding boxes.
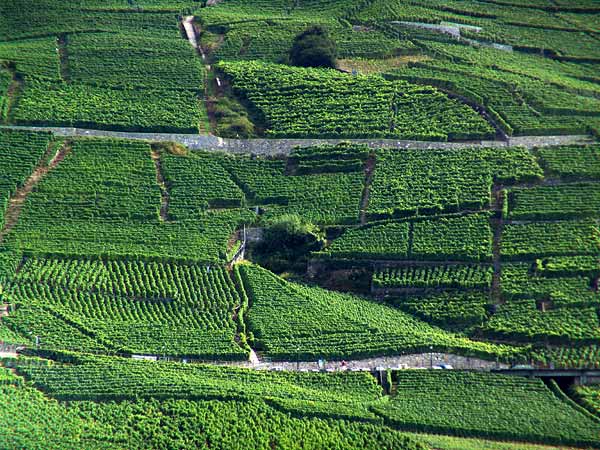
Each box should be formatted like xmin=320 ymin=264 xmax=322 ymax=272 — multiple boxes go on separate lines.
xmin=1 ymin=126 xmax=595 ymax=155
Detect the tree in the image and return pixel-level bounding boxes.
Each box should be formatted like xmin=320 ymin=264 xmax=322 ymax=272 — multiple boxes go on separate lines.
xmin=289 ymin=26 xmax=337 ymax=69
xmin=261 ymin=214 xmax=323 ymax=254
xmin=253 ymin=214 xmax=324 ymax=273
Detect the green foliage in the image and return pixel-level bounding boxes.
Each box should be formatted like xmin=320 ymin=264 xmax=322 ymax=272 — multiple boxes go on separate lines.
xmin=372 ymin=371 xmax=600 ymax=447
xmin=262 ymin=214 xmax=322 ymax=248
xmin=212 ymin=19 xmax=404 ymax=63
xmin=536 ymin=255 xmax=600 ymax=277
xmin=412 ymin=213 xmax=493 ymax=262
xmin=373 ymin=265 xmax=493 ymax=290
xmin=322 ymin=222 xmax=411 ymax=260
xmin=290 ymin=143 xmax=369 ymax=175
xmin=537 ymin=145 xmax=600 ymax=179
xmin=0 ymin=130 xmax=51 ymax=231
xmin=212 ymin=96 xmax=256 ymax=138
xmin=501 ymin=219 xmax=600 ymax=259
xmin=390 ymin=291 xmax=490 ymax=327
xmin=289 ymin=25 xmax=337 ymax=69
xmin=68 ymin=32 xmax=204 ymax=91
xmin=5 ymin=258 xmax=246 ymax=359
xmin=384 ymin=40 xmax=598 ymax=136
xmin=501 ymin=263 xmax=597 ymax=308
xmin=482 ymin=298 xmax=600 ymax=343
xmin=161 ymin=151 xmax=245 ymax=218
xmin=0 ymin=1 xmax=186 ymax=40
xmin=534 ymin=345 xmax=600 ymax=369
xmin=0 ymin=369 xmax=115 ymax=450
xmin=18 ymin=354 xmax=381 ymax=405
xmin=1 ymin=1 xmax=207 ymax=133
xmin=489 ymin=262 xmax=600 ymax=345
xmin=1 ymin=364 xmax=426 ymax=450
xmin=222 ymin=154 xmax=364 ymax=224
xmin=219 ymin=60 xmax=494 ymax=140
xmin=571 ymin=384 xmax=600 ymax=415
xmin=0 ymin=69 xmax=10 ymax=121
xmin=238 ymin=263 xmax=521 ymax=361
xmin=369 ymin=147 xmax=542 ymax=218
xmin=508 ymin=182 xmax=600 ymax=220
xmin=0 ymin=38 xmax=60 ymax=81
xmin=323 ymin=214 xmax=493 ymax=262
xmin=13 ymin=79 xmax=204 ymax=133
xmin=8 ymin=138 xmax=253 ymax=263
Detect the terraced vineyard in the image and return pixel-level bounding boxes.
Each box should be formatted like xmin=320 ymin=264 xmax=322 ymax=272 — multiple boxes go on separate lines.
xmin=1 ymin=0 xmax=600 ymax=448
xmin=374 ymin=371 xmax=600 ymax=447
xmin=219 ymin=60 xmax=494 ymax=140
xmin=5 ymin=258 xmax=247 ymax=359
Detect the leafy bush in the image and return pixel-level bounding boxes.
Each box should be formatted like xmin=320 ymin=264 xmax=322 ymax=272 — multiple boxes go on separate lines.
xmin=289 ymin=25 xmax=337 ymax=69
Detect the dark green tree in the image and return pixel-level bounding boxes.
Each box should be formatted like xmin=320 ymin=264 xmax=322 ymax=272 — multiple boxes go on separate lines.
xmin=289 ymin=26 xmax=337 ymax=69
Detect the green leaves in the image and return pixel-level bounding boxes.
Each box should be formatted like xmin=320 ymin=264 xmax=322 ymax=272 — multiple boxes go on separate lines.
xmin=6 ymin=259 xmax=246 ymax=359
xmin=373 ymin=371 xmax=600 ymax=447
xmin=239 ymin=263 xmax=518 ymax=361
xmin=219 ymin=60 xmax=493 ymax=140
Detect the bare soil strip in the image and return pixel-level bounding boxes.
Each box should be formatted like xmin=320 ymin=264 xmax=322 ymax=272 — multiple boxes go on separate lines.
xmin=0 ymin=140 xmax=70 ymax=244
xmin=490 ymin=187 xmax=504 ymax=305
xmin=57 ymin=34 xmax=70 ymax=82
xmin=359 ymin=152 xmax=376 ymax=225
xmin=150 ymin=149 xmax=170 ymax=222
xmin=2 ymin=69 xmax=22 ymax=124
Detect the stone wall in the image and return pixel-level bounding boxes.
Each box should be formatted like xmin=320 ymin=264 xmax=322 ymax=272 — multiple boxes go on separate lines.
xmin=1 ymin=125 xmax=595 ymax=156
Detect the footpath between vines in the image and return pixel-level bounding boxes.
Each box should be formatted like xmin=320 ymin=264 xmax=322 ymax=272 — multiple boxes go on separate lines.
xmin=0 ymin=139 xmax=70 ymax=243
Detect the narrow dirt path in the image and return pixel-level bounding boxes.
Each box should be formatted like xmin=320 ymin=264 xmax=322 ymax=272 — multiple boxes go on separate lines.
xmin=2 ymin=70 xmax=22 ymax=124
xmin=57 ymin=34 xmax=70 ymax=82
xmin=0 ymin=140 xmax=70 ymax=243
xmin=359 ymin=152 xmax=376 ymax=224
xmin=490 ymin=187 xmax=504 ymax=305
xmin=150 ymin=149 xmax=170 ymax=222
xmin=227 ymin=265 xmax=257 ymax=361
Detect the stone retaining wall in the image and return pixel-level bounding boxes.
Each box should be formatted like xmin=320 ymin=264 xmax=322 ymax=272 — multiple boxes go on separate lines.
xmin=1 ymin=126 xmax=595 ymax=155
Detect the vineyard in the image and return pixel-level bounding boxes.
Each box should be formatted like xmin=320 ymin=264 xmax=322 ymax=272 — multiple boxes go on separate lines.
xmin=368 ymin=147 xmax=542 ymax=219
xmin=4 ymin=137 xmax=254 ymax=263
xmin=219 ymin=60 xmax=494 ymax=140
xmin=0 ymin=131 xmax=600 ymax=445
xmin=373 ymin=265 xmax=493 ymax=291
xmin=237 ymin=263 xmax=519 ymax=361
xmin=4 ymin=258 xmax=247 ymax=359
xmin=3 ymin=356 xmax=599 ymax=449
xmin=1 ymin=0 xmax=208 ymax=133
xmin=0 ymin=130 xmax=51 ymax=230
xmin=321 ymin=213 xmax=493 ymax=262
xmin=373 ymin=371 xmax=600 ymax=447
xmin=1 ymin=0 xmax=600 ymax=448
xmin=0 ymin=364 xmax=425 ymax=450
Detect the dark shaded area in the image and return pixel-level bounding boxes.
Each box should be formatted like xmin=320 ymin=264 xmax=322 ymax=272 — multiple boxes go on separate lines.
xmin=251 ymin=214 xmax=324 ymax=273
xmin=289 ymin=26 xmax=337 ymax=69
